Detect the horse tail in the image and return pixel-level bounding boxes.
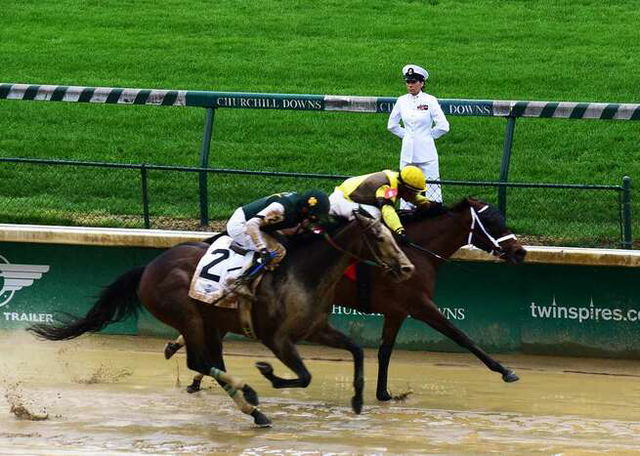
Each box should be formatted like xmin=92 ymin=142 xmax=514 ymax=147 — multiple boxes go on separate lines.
xmin=28 ymin=266 xmax=145 ymax=341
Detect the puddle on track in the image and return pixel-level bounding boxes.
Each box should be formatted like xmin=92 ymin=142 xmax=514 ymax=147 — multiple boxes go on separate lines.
xmin=1 ymin=332 xmax=639 ymax=455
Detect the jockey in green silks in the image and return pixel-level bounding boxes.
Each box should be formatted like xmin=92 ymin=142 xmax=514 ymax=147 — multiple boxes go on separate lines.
xmin=226 ymin=190 xmax=331 ymax=269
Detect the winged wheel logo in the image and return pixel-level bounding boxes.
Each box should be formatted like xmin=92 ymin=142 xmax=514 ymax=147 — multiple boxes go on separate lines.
xmin=0 ymin=255 xmax=50 ymax=308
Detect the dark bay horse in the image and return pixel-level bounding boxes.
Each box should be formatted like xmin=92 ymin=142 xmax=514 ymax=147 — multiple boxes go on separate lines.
xmin=171 ymin=197 xmax=526 ymax=400
xmin=28 ymin=210 xmax=414 ymax=426
xmin=338 ymin=197 xmax=527 ymax=400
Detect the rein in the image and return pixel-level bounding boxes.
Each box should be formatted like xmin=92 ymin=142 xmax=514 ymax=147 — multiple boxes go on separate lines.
xmin=322 ymin=219 xmax=390 ymax=269
xmin=407 ymin=205 xmax=516 ymax=262
xmin=405 ymin=241 xmax=449 ymax=262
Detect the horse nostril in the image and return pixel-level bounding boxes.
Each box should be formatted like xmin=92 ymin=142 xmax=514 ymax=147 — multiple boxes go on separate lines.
xmin=401 ymin=265 xmax=415 ymax=274
xmin=509 ymin=248 xmax=527 ymax=264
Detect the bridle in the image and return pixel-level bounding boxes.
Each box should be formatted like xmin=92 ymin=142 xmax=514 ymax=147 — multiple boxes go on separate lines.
xmin=468 ymin=205 xmax=517 ymax=258
xmin=406 ymin=204 xmax=517 ymax=261
xmin=322 ymin=215 xmax=399 ymax=272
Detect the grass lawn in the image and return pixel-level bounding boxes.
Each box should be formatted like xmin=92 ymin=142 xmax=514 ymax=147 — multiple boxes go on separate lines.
xmin=1 ymin=0 xmax=639 ymax=247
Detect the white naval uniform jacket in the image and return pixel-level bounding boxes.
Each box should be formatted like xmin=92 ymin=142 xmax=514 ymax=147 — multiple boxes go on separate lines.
xmin=387 ymin=92 xmax=450 ymax=163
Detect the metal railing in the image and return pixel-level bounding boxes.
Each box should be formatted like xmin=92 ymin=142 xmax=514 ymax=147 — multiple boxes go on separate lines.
xmin=2 ymin=83 xmax=639 ymax=225
xmin=0 ymin=157 xmax=632 ymax=248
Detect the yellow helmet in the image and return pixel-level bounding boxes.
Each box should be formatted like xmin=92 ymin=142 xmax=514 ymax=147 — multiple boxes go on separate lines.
xmin=399 ymin=165 xmax=426 ymax=192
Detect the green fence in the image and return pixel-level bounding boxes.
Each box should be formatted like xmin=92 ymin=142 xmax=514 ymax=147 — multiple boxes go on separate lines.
xmin=2 ymin=82 xmax=639 ymax=224
xmin=0 ymin=157 xmax=632 ymax=248
xmin=2 ymin=236 xmax=639 ymax=359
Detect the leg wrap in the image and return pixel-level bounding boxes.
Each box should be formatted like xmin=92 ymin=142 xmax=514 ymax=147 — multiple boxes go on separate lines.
xmin=210 ymin=367 xmax=245 ymax=390
xmin=221 ymin=381 xmax=256 ymax=414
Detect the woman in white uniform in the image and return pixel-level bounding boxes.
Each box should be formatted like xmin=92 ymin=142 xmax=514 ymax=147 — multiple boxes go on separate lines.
xmin=387 ymin=64 xmax=449 ymax=203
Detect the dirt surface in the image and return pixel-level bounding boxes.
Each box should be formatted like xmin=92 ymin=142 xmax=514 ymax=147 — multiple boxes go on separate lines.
xmin=1 ymin=331 xmax=639 ymax=455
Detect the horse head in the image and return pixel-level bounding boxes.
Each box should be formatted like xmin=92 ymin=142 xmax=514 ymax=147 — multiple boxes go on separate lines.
xmin=461 ymin=198 xmax=527 ymax=264
xmin=352 ymin=208 xmax=415 ymax=282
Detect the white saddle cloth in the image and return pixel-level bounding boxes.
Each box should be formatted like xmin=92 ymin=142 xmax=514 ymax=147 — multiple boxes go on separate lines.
xmin=189 ymin=236 xmax=255 ymax=305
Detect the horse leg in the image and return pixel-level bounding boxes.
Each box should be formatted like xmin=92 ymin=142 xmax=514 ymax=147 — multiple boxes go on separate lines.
xmin=377 ymin=315 xmax=412 ymax=401
xmin=255 ymin=338 xmax=312 ymax=390
xmin=164 ymin=334 xmax=184 ymax=359
xmin=411 ymin=299 xmax=519 ymax=382
xmin=186 ymin=373 xmax=205 ymax=394
xmin=163 ymin=334 xmax=227 ymax=394
xmin=202 ymin=332 xmax=260 ymax=407
xmin=306 ymin=323 xmax=365 ymax=414
xmin=184 ymin=327 xmax=270 ymax=427
xmin=162 ymin=334 xmax=205 ymax=393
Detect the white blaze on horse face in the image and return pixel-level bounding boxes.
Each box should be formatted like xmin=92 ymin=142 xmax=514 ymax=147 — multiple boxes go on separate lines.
xmin=364 ymin=216 xmax=414 ymax=281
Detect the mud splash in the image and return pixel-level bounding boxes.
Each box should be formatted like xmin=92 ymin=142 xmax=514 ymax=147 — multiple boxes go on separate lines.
xmin=3 ymin=381 xmax=49 ymax=421
xmin=2 ymin=333 xmax=639 ymax=455
xmin=73 ymin=364 xmax=133 ymax=385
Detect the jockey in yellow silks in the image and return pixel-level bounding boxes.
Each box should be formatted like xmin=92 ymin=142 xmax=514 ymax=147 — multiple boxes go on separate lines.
xmin=329 ymin=165 xmax=431 ymax=244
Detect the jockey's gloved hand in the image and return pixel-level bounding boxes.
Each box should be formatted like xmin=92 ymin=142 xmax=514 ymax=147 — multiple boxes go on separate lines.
xmin=259 ymin=248 xmax=273 ymax=266
xmin=395 ymin=228 xmax=412 ymax=246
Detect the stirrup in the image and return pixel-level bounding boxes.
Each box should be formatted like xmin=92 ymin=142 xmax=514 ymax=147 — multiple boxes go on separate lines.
xmin=235 ymin=258 xmax=265 ymax=285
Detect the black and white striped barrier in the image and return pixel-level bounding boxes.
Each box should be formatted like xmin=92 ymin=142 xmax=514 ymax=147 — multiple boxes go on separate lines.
xmin=2 ymin=83 xmax=639 ymax=119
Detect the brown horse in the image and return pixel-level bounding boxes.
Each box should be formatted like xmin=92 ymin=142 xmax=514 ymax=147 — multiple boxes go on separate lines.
xmin=337 ymin=197 xmax=527 ymax=401
xmin=169 ymin=197 xmax=526 ymax=400
xmin=28 ymin=210 xmax=414 ymax=426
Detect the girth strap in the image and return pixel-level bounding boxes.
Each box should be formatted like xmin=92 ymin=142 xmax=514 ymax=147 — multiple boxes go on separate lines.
xmin=236 ymin=272 xmax=266 ymax=340
xmin=355 ymin=262 xmax=372 ymax=313
xmin=238 ymin=299 xmax=257 ymax=340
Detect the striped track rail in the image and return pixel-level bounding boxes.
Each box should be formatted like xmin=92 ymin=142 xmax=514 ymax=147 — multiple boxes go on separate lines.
xmin=2 ymin=83 xmax=639 ymax=119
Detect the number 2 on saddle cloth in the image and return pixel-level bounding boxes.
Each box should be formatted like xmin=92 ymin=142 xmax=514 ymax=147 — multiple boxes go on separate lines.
xmin=189 ymin=235 xmax=264 ymax=308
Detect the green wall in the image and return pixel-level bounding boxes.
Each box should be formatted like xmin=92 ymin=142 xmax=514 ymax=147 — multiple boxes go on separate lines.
xmin=2 ymin=242 xmax=638 ymax=358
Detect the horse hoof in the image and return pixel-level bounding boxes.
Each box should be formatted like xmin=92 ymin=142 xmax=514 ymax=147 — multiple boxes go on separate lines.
xmin=351 ymin=396 xmax=363 ymax=415
xmin=376 ymin=391 xmax=392 ymax=402
xmin=255 ymin=361 xmax=274 ymax=377
xmin=186 ymin=382 xmax=202 ymax=394
xmin=164 ymin=342 xmax=181 ymax=360
xmin=242 ymin=385 xmax=260 ymax=406
xmin=502 ymin=370 xmax=520 ymax=383
xmin=251 ymin=409 xmax=272 ymax=428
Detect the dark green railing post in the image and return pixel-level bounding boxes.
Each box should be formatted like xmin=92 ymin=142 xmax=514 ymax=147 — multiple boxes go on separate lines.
xmin=498 ymin=116 xmax=517 ymax=218
xmin=621 ymin=175 xmax=632 ymax=249
xmin=140 ymin=163 xmax=150 ymax=228
xmin=199 ymin=107 xmax=215 ymax=226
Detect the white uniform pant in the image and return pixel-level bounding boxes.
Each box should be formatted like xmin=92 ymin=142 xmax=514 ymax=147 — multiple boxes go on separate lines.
xmin=329 ymin=189 xmax=381 ymax=221
xmin=226 ymin=208 xmax=286 ymax=266
xmin=400 ymin=157 xmax=442 ymax=204
xmin=226 ymin=208 xmax=258 ymax=250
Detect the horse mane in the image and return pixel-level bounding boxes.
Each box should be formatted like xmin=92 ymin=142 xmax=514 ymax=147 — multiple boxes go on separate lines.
xmin=399 ymin=197 xmax=505 ymax=227
xmin=399 ymin=201 xmax=452 ymax=223
xmin=285 ymin=216 xmax=349 ymax=249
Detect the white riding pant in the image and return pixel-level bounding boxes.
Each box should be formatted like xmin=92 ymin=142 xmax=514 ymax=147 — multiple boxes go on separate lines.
xmin=226 ymin=208 xmax=258 ymax=250
xmin=329 ymin=189 xmax=381 ymax=221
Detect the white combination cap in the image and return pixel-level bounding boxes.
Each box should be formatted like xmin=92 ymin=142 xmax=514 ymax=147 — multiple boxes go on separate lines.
xmin=402 ymin=64 xmax=429 ymax=82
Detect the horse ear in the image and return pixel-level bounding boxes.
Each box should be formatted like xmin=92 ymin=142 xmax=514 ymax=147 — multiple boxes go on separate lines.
xmin=451 ymin=197 xmax=473 ymax=212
